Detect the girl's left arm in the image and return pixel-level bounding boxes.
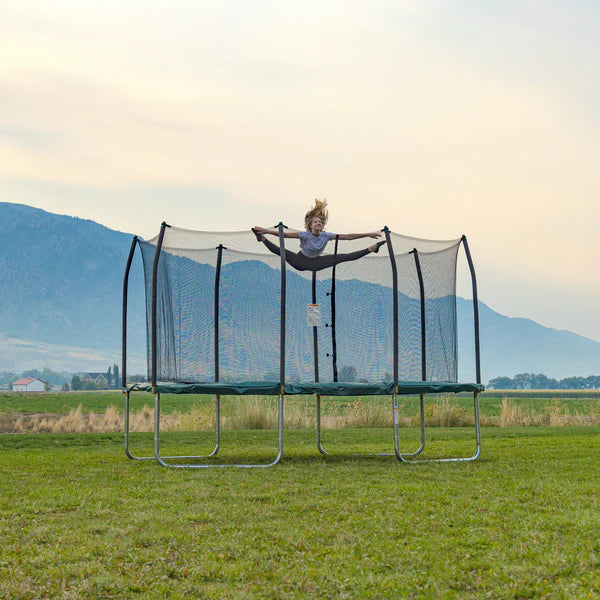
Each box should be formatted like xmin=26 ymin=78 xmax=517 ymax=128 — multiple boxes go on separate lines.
xmin=336 ymin=231 xmax=381 ymax=240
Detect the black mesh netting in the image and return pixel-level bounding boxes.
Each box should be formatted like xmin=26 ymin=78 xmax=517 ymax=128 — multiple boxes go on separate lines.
xmin=138 ymin=226 xmax=462 ymax=384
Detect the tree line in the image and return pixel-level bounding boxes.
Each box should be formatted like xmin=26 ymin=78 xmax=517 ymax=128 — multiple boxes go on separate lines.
xmin=488 ymin=373 xmax=600 ymax=390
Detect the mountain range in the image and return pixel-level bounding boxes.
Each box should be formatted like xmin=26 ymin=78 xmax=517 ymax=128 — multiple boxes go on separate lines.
xmin=1 ymin=201 xmax=599 ymax=383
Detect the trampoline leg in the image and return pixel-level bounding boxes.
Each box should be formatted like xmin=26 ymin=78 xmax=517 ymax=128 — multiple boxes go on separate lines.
xmin=154 ymin=394 xmax=284 ymax=469
xmin=124 ymin=390 xmax=222 ymax=461
xmin=124 ymin=390 xmax=154 ymax=461
xmin=395 ymin=393 xmax=426 ymax=459
xmin=206 ymin=395 xmax=221 ymax=457
xmin=393 ymin=394 xmax=410 ymax=463
xmin=396 ymin=392 xmax=482 ymax=463
xmin=316 ymin=394 xmax=329 ymax=455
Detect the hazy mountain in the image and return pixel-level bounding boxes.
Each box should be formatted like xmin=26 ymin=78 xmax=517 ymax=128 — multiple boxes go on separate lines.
xmin=1 ymin=202 xmax=599 ymax=383
xmin=0 ymin=202 xmax=146 ymax=367
xmin=457 ymin=300 xmax=600 ymax=382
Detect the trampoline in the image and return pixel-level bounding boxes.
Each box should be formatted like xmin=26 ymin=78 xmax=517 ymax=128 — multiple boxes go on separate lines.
xmin=122 ymin=222 xmax=483 ymax=468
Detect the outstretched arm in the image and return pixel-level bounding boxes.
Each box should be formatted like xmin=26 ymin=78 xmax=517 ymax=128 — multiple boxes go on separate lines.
xmin=253 ymin=226 xmax=299 ymax=239
xmin=336 ymin=231 xmax=382 ymax=241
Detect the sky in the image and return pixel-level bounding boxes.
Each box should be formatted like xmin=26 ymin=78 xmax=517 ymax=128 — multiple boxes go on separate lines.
xmin=2 ymin=1 xmax=600 ymax=340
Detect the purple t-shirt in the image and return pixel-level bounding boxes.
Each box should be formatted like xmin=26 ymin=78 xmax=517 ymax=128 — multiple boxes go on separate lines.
xmin=297 ymin=230 xmax=336 ymax=258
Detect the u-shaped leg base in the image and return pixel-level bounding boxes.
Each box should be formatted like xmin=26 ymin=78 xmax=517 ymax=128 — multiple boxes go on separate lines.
xmin=395 ymin=392 xmax=481 ymax=463
xmin=153 ymin=393 xmax=285 ymax=469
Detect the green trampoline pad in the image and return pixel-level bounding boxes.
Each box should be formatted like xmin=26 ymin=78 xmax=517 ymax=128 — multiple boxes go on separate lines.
xmin=129 ymin=381 xmax=484 ymax=396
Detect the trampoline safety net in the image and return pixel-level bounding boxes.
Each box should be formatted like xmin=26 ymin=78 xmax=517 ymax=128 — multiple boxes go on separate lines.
xmin=137 ymin=226 xmax=462 ymax=385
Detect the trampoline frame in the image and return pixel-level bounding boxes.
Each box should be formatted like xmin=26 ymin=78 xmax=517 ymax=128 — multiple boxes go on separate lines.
xmin=122 ymin=222 xmax=483 ymax=468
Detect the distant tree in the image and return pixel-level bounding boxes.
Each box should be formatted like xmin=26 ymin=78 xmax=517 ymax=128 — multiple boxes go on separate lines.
xmin=61 ymin=382 xmax=70 ymax=392
xmin=489 ymin=373 xmax=600 ymax=390
xmin=71 ymin=375 xmax=82 ymax=391
xmin=113 ymin=364 xmax=120 ymax=389
xmin=585 ymin=376 xmax=600 ymax=389
xmin=44 ymin=380 xmax=51 ymax=392
xmin=83 ymin=381 xmax=98 ymax=391
xmin=0 ymin=371 xmax=18 ymax=386
xmin=488 ymin=376 xmax=514 ymax=389
xmin=107 ymin=366 xmax=112 ymax=387
xmin=339 ymin=365 xmax=357 ymax=382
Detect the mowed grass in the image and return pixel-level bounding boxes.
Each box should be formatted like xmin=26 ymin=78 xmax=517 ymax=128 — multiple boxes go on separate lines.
xmin=1 ymin=427 xmax=599 ymax=599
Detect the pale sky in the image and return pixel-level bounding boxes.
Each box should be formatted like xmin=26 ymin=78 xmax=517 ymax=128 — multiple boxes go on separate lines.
xmin=2 ymin=1 xmax=599 ymax=339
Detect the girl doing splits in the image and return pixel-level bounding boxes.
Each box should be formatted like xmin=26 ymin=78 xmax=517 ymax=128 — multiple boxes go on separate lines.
xmin=253 ymin=200 xmax=385 ymax=273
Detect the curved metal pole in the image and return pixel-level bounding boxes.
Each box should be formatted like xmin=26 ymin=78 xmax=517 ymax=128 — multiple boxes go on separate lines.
xmin=318 ymin=228 xmax=410 ymax=458
xmin=153 ymin=224 xmax=288 ymax=468
xmin=121 ymin=236 xmax=153 ymax=461
xmin=396 ymin=237 xmax=482 ymax=463
xmin=316 ymin=237 xmax=340 ymax=455
xmin=461 ymin=235 xmax=481 ymax=385
xmin=396 ymin=249 xmax=428 ymax=459
xmin=151 ymin=222 xmax=169 ymax=392
xmin=122 ymin=235 xmax=138 ymax=391
xmin=126 ymin=224 xmax=220 ymax=461
xmin=153 ymin=392 xmax=284 ymax=468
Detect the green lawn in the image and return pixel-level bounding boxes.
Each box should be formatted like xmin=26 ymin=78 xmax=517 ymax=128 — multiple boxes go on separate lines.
xmin=1 ymin=427 xmax=599 ymax=599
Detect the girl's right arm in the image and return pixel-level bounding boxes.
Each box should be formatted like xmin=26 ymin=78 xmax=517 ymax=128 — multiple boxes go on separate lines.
xmin=253 ymin=226 xmax=299 ymax=238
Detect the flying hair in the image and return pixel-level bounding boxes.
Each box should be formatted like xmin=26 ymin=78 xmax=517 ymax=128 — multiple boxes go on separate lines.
xmin=304 ymin=198 xmax=329 ymax=230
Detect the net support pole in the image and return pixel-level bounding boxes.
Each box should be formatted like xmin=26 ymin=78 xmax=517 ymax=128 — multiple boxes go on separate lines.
xmin=214 ymin=244 xmax=224 ymax=383
xmin=311 ymin=271 xmax=320 ymax=383
xmin=383 ymin=227 xmax=398 ymax=393
xmin=153 ymin=227 xmax=284 ymax=468
xmin=278 ymin=223 xmax=287 ymax=396
xmin=122 ymin=236 xmax=140 ymax=460
xmin=313 ymin=270 xmax=329 ymax=454
xmin=210 ymin=243 xmax=225 ymax=457
xmin=461 ymin=235 xmax=481 ymax=385
xmin=398 ymin=236 xmax=482 ymax=463
xmin=151 ymin=222 xmax=169 ymax=393
xmin=407 ymin=248 xmax=427 ymax=458
xmin=122 ymin=235 xmax=138 ymax=391
xmin=329 ymin=236 xmax=340 ymax=382
xmin=122 ymin=235 xmax=157 ymax=461
xmin=410 ymin=248 xmax=427 ymax=381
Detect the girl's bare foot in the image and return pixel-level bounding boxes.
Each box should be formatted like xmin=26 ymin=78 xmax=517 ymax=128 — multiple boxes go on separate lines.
xmin=369 ymin=241 xmax=386 ymax=253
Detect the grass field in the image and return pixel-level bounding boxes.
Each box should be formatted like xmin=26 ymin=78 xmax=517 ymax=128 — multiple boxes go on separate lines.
xmin=3 ymin=390 xmax=600 ymax=416
xmin=2 ymin=391 xmax=600 ymax=435
xmin=1 ymin=426 xmax=599 ymax=599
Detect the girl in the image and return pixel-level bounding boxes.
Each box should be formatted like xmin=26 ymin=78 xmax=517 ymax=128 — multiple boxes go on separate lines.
xmin=253 ymin=199 xmax=385 ymax=272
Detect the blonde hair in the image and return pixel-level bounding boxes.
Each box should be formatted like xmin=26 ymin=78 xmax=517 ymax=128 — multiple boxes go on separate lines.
xmin=304 ymin=198 xmax=328 ymax=230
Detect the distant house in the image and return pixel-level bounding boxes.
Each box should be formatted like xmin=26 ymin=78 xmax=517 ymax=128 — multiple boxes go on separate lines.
xmin=81 ymin=372 xmax=109 ymax=386
xmin=13 ymin=377 xmax=45 ymax=392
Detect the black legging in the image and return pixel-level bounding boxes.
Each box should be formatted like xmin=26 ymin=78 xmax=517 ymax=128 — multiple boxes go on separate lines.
xmin=260 ymin=237 xmax=384 ymax=272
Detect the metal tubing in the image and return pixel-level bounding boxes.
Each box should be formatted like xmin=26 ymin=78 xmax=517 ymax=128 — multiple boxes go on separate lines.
xmin=411 ymin=249 xmax=427 ymax=381
xmin=278 ymin=223 xmax=287 ymax=395
xmin=124 ymin=388 xmax=220 ymax=461
xmin=122 ymin=236 xmax=138 ymax=390
xmin=151 ymin=222 xmax=169 ymax=391
xmin=461 ymin=236 xmax=481 ymax=385
xmin=214 ymin=244 xmax=224 ymax=384
xmin=150 ymin=224 xmax=287 ymax=468
xmin=311 ymin=271 xmax=319 ymax=383
xmin=316 ymin=394 xmax=329 ymax=455
xmin=330 ymin=236 xmax=339 ymax=382
xmin=383 ymin=227 xmax=398 ymax=392
xmin=395 ymin=237 xmax=482 ymax=463
xmin=153 ymin=394 xmax=284 ymax=468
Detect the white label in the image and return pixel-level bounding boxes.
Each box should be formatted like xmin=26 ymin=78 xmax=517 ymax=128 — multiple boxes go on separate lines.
xmin=307 ymin=304 xmax=321 ymax=326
